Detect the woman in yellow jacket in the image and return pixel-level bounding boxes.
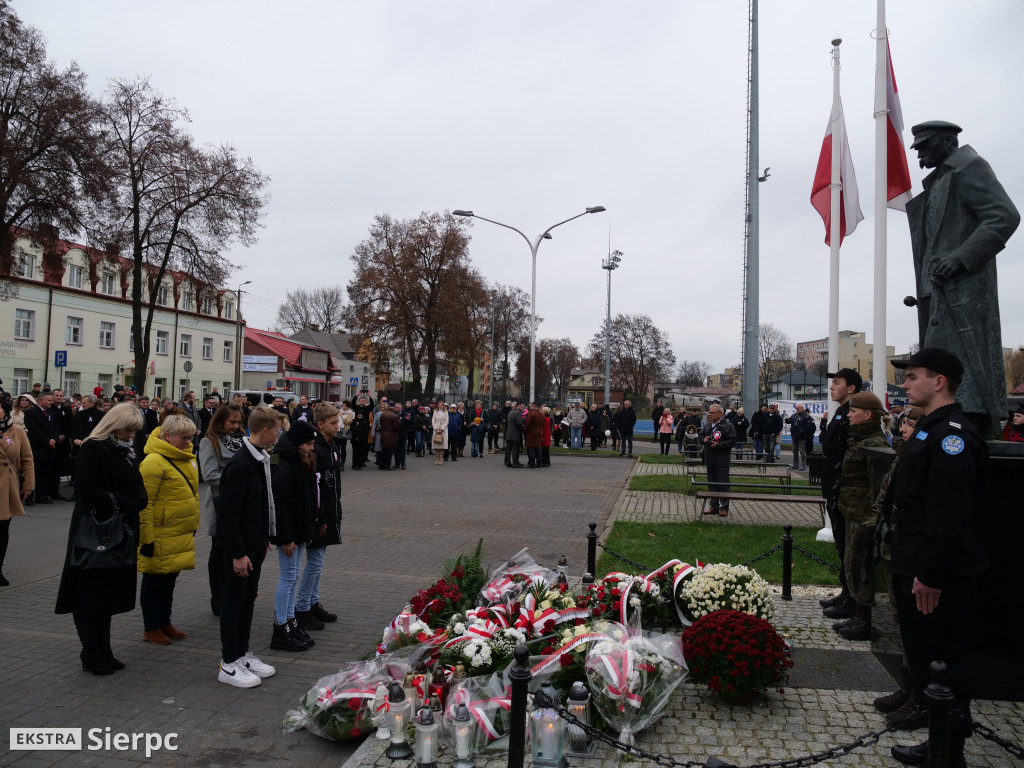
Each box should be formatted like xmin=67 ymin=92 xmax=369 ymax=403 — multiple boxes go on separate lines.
xmin=138 ymin=414 xmax=200 ymax=645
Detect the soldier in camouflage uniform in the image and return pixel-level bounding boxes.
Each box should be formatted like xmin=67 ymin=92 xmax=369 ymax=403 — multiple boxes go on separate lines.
xmin=832 ymin=391 xmax=891 ymax=642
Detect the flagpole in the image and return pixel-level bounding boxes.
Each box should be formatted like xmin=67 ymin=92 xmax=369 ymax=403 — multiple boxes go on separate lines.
xmin=872 ymin=0 xmax=888 ymax=401
xmin=827 ymin=39 xmax=842 ymax=414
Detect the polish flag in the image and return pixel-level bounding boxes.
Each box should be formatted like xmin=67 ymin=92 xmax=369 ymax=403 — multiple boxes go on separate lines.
xmin=884 ymin=39 xmax=913 ymax=211
xmin=810 ymin=98 xmax=863 ymax=246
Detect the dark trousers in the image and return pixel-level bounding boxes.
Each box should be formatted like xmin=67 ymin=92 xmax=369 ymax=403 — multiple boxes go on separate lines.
xmin=894 ymin=573 xmax=975 ymax=717
xmin=73 ymin=612 xmax=112 ymax=648
xmin=353 ymin=441 xmax=369 ymax=468
xmin=552 ymin=429 xmax=561 ymax=447
xmin=619 ymin=434 xmax=633 ymax=455
xmin=444 ymin=446 xmax=458 ymax=461
xmin=33 ymin=458 xmax=52 ymax=501
xmin=526 ymin=446 xmax=540 ymax=467
xmin=395 ymin=439 xmax=407 ymax=467
xmin=378 ymin=446 xmax=394 ymax=468
xmin=487 ymin=430 xmax=499 ymax=450
xmin=659 ymin=433 xmax=672 ymax=454
xmin=140 ymin=571 xmax=180 ymax=631
xmin=707 ymin=463 xmax=730 ymax=510
xmin=505 ymin=440 xmax=521 ymax=466
xmin=338 ymin=438 xmax=348 ymax=466
xmin=415 ymin=431 xmax=426 ymax=454
xmin=825 ymin=493 xmax=848 ymax=592
xmin=541 ymin=446 xmax=550 ymax=466
xmin=0 ymin=519 xmax=9 ymax=572
xmin=220 ymin=548 xmax=265 ymax=664
xmin=209 ymin=534 xmax=224 ymax=609
xmin=589 ymin=433 xmax=600 ymax=450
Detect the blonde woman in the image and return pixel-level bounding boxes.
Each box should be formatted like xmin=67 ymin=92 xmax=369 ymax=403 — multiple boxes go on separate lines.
xmin=138 ymin=414 xmax=200 ymax=645
xmin=55 ymin=403 xmax=147 ymax=675
xmin=431 ymin=402 xmax=449 ymax=465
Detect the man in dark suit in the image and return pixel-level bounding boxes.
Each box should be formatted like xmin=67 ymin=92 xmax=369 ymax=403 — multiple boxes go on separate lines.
xmin=198 ymin=394 xmax=218 ymax=439
xmin=50 ymin=388 xmax=75 ymax=497
xmin=23 ymin=392 xmax=60 ymax=504
xmin=698 ymin=404 xmax=737 ymax=516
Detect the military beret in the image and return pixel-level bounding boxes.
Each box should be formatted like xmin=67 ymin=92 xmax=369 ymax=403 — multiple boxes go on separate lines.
xmin=849 ymin=391 xmax=885 ymax=412
xmin=910 ymin=120 xmax=962 ymax=149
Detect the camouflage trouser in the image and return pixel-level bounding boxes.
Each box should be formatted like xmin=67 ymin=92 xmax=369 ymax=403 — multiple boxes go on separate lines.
xmin=881 ymin=544 xmax=910 ymax=670
xmin=844 ymin=518 xmax=876 ymax=606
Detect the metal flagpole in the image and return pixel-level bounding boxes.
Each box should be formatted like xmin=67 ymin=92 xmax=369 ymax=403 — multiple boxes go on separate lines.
xmin=827 ymin=39 xmax=843 ymax=417
xmin=871 ymin=0 xmax=888 ymax=401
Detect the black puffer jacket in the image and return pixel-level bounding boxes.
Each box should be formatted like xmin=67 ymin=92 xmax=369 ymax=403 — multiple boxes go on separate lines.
xmin=270 ymin=433 xmax=316 ymax=546
xmin=310 ymin=432 xmax=342 ymax=549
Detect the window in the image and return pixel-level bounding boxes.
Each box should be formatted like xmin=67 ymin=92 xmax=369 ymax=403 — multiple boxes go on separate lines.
xmin=157 ymin=285 xmax=169 ymax=305
xmin=202 ymin=337 xmax=213 ymax=359
xmin=14 ymin=309 xmax=34 ymax=340
xmin=100 ymin=272 xmax=116 ymax=295
xmin=66 ymin=316 xmax=83 ymax=345
xmin=179 ymin=334 xmax=192 ymax=357
xmin=182 ymin=292 xmax=193 ymax=312
xmin=224 ymin=301 xmax=234 ymax=320
xmin=178 ymin=379 xmax=189 ymax=401
xmin=201 ymin=380 xmax=211 ymax=399
xmin=68 ymin=264 xmax=84 ymax=289
xmin=98 ymin=373 xmax=112 ymax=395
xmin=201 ymin=296 xmax=213 ymax=314
xmin=99 ymin=321 xmax=115 ymax=349
xmin=17 ymin=252 xmax=35 ymax=279
xmin=223 ymin=381 xmax=231 ymax=394
xmin=129 ymin=332 xmax=134 ymax=352
xmin=12 ymin=368 xmax=29 ymax=395
xmin=156 ymin=330 xmax=169 ymax=355
xmin=153 ymin=378 xmax=165 ymax=399
xmin=63 ymin=371 xmax=80 ymax=396
xmin=223 ymin=340 xmax=234 ymax=362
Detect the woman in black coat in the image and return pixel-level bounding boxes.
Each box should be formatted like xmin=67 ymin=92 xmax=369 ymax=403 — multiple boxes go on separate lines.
xmin=734 ymin=407 xmax=750 ymax=444
xmin=55 ymin=403 xmax=147 ymax=675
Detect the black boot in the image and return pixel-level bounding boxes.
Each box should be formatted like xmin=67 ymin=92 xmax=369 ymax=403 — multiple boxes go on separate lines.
xmin=891 ymin=740 xmax=929 ymax=766
xmin=270 ymin=621 xmax=308 ymax=652
xmin=97 ymin=616 xmax=124 ymax=670
xmin=819 ymin=588 xmax=848 ymax=608
xmin=822 ymin=595 xmax=856 ymax=619
xmin=80 ymin=645 xmax=114 ymax=675
xmin=874 ymin=667 xmax=911 ymax=713
xmin=887 ymin=696 xmax=928 ymax=730
xmin=295 ymin=609 xmax=325 ymax=631
xmin=288 ymin=617 xmax=315 ymax=648
xmin=836 ymin=605 xmax=871 ymax=640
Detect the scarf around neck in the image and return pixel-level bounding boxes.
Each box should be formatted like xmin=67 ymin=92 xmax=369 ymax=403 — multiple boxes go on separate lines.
xmin=243 ymin=436 xmax=277 ymax=536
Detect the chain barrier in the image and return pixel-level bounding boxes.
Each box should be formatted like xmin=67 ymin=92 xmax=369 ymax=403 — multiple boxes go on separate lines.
xmin=974 ymin=722 xmax=1024 ymax=760
xmin=596 ymin=542 xmax=652 ymax=573
xmin=742 ymin=544 xmax=782 ymax=567
xmin=553 ymin=701 xmax=896 ymax=768
xmin=790 ymin=545 xmax=841 ymax=572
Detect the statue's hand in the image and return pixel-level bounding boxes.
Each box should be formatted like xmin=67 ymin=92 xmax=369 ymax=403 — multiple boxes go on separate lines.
xmin=929 ymin=256 xmax=963 ymax=285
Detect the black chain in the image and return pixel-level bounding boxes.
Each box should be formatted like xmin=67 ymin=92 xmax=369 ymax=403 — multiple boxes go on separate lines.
xmin=742 ymin=544 xmax=782 ymax=567
xmin=790 ymin=545 xmax=841 ymax=572
xmin=974 ymin=722 xmax=1024 ymax=760
xmin=553 ymin=701 xmax=896 ymax=768
xmin=596 ymin=542 xmax=652 ymax=573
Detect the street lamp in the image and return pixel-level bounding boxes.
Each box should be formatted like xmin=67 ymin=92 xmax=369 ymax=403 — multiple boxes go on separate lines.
xmin=454 ymin=207 xmax=606 ymax=404
xmin=233 ymin=280 xmax=252 ymax=392
xmin=602 ymin=249 xmax=622 ymax=405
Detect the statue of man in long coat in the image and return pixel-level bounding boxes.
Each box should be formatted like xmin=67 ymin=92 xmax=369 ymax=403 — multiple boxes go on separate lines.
xmin=906 ymin=121 xmax=1020 ymax=435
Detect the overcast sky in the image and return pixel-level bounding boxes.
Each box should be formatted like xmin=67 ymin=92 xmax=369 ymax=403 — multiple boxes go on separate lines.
xmin=18 ymin=1 xmax=1024 ymax=375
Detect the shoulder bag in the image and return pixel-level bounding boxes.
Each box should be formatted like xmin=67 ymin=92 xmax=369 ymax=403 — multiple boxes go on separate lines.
xmin=70 ymin=493 xmax=137 ymax=570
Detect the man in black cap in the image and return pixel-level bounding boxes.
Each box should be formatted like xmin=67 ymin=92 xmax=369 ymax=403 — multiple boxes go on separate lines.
xmin=888 ymin=348 xmax=987 ymax=768
xmin=818 ymin=368 xmax=862 ymax=621
xmin=906 ymin=120 xmax=1020 ymax=436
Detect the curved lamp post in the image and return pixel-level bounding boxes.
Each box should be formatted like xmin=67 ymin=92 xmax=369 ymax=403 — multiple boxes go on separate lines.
xmin=454 ymin=207 xmax=606 ymax=404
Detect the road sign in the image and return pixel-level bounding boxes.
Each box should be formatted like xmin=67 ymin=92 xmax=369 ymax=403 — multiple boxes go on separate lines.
xmin=267 ymin=380 xmax=273 ymax=389
xmin=349 ymin=377 xmax=359 ymax=386
xmin=54 ymin=350 xmax=67 ymax=368
xmin=183 ymin=360 xmax=193 ymax=373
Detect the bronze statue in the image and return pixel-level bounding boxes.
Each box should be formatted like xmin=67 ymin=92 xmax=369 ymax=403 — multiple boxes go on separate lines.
xmin=906 ymin=121 xmax=1020 ymax=436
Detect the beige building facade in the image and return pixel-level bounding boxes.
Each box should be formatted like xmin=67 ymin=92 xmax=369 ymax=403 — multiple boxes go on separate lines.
xmin=796 ymin=330 xmax=897 ymax=384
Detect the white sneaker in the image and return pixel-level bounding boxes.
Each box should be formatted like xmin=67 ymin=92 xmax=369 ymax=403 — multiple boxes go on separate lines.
xmin=219 ymin=659 xmax=261 ymax=688
xmin=241 ymin=652 xmax=276 ymax=679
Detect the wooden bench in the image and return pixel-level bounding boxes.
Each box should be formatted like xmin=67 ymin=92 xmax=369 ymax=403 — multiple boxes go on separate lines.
xmin=685 ymin=460 xmax=793 ymax=486
xmin=693 ymin=490 xmax=827 ymax=526
xmin=691 ymin=480 xmax=822 ymax=495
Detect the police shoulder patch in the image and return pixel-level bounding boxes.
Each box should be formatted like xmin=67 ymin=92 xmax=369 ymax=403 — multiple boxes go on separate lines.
xmin=916 ymin=430 xmax=929 ymax=440
xmin=941 ymin=435 xmax=965 ymax=455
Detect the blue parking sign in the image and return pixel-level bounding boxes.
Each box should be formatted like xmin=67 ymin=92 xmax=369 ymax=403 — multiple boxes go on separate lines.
xmin=54 ymin=350 xmax=67 ymax=368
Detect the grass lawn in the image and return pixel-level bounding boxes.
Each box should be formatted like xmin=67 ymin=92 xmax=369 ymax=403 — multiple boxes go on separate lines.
xmin=628 ymin=474 xmax=820 ymax=496
xmin=637 ymin=454 xmax=687 ymax=465
xmin=595 ymin=520 xmax=842 ymax=585
xmin=550 ymin=446 xmax=621 ymax=456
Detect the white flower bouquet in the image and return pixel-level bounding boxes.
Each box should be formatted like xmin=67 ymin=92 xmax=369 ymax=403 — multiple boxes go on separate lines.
xmin=677 ymin=563 xmax=775 ymax=622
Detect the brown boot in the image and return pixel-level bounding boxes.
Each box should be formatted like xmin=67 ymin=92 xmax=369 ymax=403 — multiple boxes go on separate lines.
xmin=160 ymin=624 xmax=186 ymax=640
xmin=143 ymin=629 xmax=171 ymax=645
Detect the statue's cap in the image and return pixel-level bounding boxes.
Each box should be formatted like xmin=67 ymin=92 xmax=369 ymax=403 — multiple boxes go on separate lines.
xmin=891 ymin=347 xmax=964 ymax=383
xmin=910 ymin=120 xmax=962 ymax=148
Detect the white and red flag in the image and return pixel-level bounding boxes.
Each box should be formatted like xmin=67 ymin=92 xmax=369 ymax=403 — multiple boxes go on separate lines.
xmin=810 ymin=98 xmax=863 ymax=245
xmin=884 ymin=39 xmax=912 ymax=210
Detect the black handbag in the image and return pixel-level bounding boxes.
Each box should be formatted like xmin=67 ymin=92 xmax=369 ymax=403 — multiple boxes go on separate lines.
xmin=70 ymin=494 xmax=137 ymax=570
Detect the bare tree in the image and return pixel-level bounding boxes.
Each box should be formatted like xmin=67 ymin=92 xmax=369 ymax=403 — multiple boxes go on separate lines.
xmin=0 ymin=2 xmax=108 ymax=276
xmin=544 ymin=337 xmax=580 ymax=403
xmin=488 ymin=283 xmax=531 ymax=399
xmin=96 ymin=77 xmax=269 ymax=395
xmin=676 ymin=360 xmax=711 ymax=387
xmin=587 ymin=313 xmax=675 ymax=405
xmin=1004 ymin=346 xmax=1024 ymax=391
xmin=347 ymin=211 xmax=487 ymax=396
xmin=758 ymin=322 xmax=795 ymax=397
xmin=275 ymin=286 xmax=347 ymax=334
xmin=513 ymin=344 xmax=552 ymax=402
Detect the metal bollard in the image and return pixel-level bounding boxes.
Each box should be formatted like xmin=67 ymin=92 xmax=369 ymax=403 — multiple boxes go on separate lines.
xmin=586 ymin=522 xmax=598 ymax=577
xmin=925 ymin=660 xmax=954 ymax=768
xmin=506 ymin=644 xmax=532 ymax=768
xmin=781 ymin=524 xmax=794 ymax=601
